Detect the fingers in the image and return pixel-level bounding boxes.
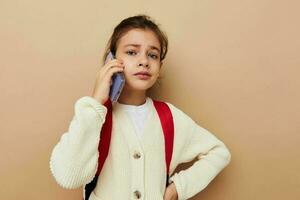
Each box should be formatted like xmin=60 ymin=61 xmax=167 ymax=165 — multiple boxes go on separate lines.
xmin=101 ymin=59 xmax=124 ymax=75
xmin=108 ymin=64 xmax=125 ymax=75
xmin=104 ymin=59 xmax=124 ymax=70
xmin=103 ymin=63 xmax=125 ymax=83
xmin=92 ymin=59 xmax=125 ymax=104
xmin=97 ymin=59 xmax=124 ymax=77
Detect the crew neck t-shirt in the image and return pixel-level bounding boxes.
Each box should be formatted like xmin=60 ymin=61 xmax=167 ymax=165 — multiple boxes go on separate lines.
xmin=116 ymin=97 xmax=151 ymax=140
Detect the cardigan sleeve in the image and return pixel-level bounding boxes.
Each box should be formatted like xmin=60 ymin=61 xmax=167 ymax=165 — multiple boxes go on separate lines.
xmin=168 ymin=104 xmax=231 ymax=200
xmin=49 ymin=96 xmax=107 ymax=189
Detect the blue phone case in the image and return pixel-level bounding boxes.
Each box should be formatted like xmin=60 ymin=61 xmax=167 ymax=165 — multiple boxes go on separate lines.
xmin=105 ymin=52 xmax=125 ymax=103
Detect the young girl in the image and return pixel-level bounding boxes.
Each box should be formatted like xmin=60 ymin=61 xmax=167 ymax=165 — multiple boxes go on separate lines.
xmin=50 ymin=14 xmax=231 ymax=200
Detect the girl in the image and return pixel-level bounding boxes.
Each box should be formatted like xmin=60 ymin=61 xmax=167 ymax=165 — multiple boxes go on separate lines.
xmin=50 ymin=14 xmax=231 ymax=200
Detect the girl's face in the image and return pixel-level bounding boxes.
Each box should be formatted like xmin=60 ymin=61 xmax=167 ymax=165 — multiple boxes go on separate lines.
xmin=115 ymin=28 xmax=162 ymax=92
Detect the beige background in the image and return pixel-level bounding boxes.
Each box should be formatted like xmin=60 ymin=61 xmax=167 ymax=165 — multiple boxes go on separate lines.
xmin=1 ymin=0 xmax=299 ymax=199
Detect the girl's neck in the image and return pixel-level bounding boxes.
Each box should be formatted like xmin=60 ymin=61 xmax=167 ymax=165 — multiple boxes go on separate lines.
xmin=117 ymin=87 xmax=147 ymax=106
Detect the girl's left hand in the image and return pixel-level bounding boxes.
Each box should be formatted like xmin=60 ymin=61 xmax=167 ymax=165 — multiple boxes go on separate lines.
xmin=163 ymin=183 xmax=178 ymax=200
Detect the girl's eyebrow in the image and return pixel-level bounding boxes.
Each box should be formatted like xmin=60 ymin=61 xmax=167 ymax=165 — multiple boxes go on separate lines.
xmin=124 ymin=44 xmax=160 ymax=53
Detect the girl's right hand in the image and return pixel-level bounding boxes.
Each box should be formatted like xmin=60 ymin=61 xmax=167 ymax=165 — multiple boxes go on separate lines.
xmin=91 ymin=59 xmax=125 ymax=105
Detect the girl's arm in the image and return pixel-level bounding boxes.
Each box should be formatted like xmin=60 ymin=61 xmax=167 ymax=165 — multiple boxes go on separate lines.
xmin=168 ymin=104 xmax=231 ymax=200
xmin=49 ymin=96 xmax=107 ymax=189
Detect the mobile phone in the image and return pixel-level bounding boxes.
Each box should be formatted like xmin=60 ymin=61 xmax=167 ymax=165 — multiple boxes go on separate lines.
xmin=104 ymin=51 xmax=125 ymax=103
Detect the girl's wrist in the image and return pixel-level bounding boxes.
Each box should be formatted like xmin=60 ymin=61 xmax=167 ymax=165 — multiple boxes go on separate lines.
xmin=91 ymin=94 xmax=106 ymax=105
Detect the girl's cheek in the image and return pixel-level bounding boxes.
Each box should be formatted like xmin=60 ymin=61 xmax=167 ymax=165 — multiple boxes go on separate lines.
xmin=122 ymin=64 xmax=129 ymax=75
xmin=123 ymin=60 xmax=133 ymax=70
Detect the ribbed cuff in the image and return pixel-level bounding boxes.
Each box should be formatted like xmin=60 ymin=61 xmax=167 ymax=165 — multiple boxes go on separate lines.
xmin=49 ymin=153 xmax=96 ymax=189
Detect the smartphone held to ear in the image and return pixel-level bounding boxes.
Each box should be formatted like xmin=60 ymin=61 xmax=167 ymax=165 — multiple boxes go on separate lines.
xmin=105 ymin=51 xmax=125 ymax=103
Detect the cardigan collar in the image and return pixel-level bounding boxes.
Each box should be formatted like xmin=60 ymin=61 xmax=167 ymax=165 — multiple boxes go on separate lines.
xmin=114 ymin=97 xmax=152 ymax=110
xmin=112 ymin=97 xmax=163 ymax=153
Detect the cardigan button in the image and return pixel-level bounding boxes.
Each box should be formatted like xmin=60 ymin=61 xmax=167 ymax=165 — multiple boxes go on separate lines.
xmin=134 ymin=190 xmax=141 ymax=199
xmin=133 ymin=151 xmax=141 ymax=159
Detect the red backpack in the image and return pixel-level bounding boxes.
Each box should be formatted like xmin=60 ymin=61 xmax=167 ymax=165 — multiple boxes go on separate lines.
xmin=83 ymin=99 xmax=174 ymax=200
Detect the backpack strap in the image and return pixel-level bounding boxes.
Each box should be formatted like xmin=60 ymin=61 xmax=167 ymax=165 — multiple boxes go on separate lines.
xmin=153 ymin=100 xmax=174 ymax=187
xmin=83 ymin=99 xmax=174 ymax=199
xmin=96 ymin=99 xmax=113 ymax=175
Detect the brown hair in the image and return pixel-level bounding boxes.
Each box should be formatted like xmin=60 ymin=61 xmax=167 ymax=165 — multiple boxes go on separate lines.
xmin=102 ymin=14 xmax=168 ymax=64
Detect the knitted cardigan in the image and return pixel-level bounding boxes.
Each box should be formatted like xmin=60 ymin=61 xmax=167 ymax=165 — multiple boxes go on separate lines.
xmin=49 ymin=96 xmax=231 ymax=200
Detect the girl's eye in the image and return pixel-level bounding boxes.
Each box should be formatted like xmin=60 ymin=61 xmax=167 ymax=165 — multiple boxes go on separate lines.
xmin=149 ymin=53 xmax=159 ymax=59
xmin=126 ymin=50 xmax=159 ymax=60
xmin=126 ymin=50 xmax=136 ymax=56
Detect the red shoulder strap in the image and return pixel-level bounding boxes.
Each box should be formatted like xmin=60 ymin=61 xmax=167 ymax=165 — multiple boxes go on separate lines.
xmin=153 ymin=100 xmax=174 ymax=186
xmin=96 ymin=99 xmax=113 ymax=175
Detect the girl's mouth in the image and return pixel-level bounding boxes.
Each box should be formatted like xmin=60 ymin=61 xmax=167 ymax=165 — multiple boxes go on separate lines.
xmin=134 ymin=71 xmax=151 ymax=80
xmin=135 ymin=74 xmax=151 ymax=80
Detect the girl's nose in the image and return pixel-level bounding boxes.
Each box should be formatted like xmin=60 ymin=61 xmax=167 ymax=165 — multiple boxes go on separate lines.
xmin=138 ymin=54 xmax=149 ymax=68
xmin=138 ymin=63 xmax=149 ymax=68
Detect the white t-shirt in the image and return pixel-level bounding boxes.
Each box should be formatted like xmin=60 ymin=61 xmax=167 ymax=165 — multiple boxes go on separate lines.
xmin=116 ymin=97 xmax=151 ymax=140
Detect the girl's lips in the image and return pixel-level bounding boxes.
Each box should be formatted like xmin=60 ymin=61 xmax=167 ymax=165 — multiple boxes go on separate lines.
xmin=135 ymin=74 xmax=151 ymax=80
xmin=134 ymin=71 xmax=151 ymax=76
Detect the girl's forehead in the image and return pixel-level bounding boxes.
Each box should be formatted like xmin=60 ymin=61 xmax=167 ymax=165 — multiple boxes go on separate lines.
xmin=118 ymin=29 xmax=160 ymax=51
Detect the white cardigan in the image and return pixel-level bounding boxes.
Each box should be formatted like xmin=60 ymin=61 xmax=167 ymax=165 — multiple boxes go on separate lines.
xmin=49 ymin=96 xmax=231 ymax=200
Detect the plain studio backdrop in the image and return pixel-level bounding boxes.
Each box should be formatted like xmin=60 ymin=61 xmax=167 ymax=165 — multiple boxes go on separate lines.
xmin=0 ymin=0 xmax=299 ymax=199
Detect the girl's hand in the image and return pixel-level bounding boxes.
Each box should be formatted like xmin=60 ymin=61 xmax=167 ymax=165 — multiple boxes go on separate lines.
xmin=163 ymin=183 xmax=178 ymax=200
xmin=91 ymin=59 xmax=125 ymax=104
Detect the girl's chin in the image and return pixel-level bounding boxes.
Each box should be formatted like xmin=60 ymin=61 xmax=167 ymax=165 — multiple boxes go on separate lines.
xmin=124 ymin=82 xmax=153 ymax=91
xmin=129 ymin=85 xmax=151 ymax=91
